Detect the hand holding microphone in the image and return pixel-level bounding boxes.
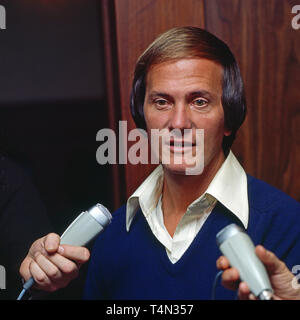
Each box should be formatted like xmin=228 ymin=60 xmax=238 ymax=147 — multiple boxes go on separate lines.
xmin=216 ymin=224 xmax=300 ymax=300
xmin=216 ymin=224 xmax=273 ymax=300
xmin=18 ymin=203 xmax=112 ymax=299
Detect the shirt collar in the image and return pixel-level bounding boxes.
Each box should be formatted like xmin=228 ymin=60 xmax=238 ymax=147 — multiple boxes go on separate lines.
xmin=126 ymin=165 xmax=164 ymax=231
xmin=126 ymin=151 xmax=249 ymax=231
xmin=206 ymin=151 xmax=249 ymax=228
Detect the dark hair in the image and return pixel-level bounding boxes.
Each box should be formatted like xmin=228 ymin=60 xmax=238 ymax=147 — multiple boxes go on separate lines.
xmin=130 ymin=26 xmax=246 ymax=154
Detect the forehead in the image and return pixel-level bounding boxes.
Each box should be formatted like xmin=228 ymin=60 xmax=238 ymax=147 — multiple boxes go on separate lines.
xmin=145 ymin=58 xmax=223 ymax=95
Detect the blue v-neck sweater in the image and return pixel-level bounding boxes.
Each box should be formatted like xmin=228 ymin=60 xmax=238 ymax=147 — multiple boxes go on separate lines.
xmin=83 ymin=175 xmax=300 ymax=300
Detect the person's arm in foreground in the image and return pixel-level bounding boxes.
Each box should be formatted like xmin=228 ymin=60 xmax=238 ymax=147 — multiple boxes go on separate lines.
xmin=19 ymin=233 xmax=90 ymax=292
xmin=217 ymin=245 xmax=300 ymax=300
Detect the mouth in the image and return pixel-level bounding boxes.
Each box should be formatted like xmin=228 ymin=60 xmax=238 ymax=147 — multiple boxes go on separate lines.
xmin=166 ymin=139 xmax=196 ymax=152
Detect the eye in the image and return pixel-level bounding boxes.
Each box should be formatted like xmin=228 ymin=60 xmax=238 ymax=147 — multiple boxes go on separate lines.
xmin=154 ymin=99 xmax=171 ymax=110
xmin=192 ymin=98 xmax=208 ymax=108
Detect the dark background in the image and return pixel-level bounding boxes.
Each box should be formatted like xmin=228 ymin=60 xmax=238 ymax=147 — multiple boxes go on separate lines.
xmin=0 ymin=0 xmax=114 ymax=299
xmin=0 ymin=0 xmax=114 ymax=234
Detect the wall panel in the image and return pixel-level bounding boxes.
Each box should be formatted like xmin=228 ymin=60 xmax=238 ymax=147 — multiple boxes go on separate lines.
xmin=103 ymin=0 xmax=300 ymax=203
xmin=204 ymin=0 xmax=300 ymax=201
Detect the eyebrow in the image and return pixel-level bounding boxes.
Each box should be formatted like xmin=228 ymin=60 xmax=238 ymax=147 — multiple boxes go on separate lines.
xmin=187 ymin=90 xmax=214 ymax=99
xmin=147 ymin=91 xmax=173 ymax=101
xmin=147 ymin=90 xmax=215 ymax=101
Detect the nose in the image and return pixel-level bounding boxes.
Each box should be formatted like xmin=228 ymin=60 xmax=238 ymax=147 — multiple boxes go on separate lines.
xmin=169 ymin=104 xmax=192 ymax=131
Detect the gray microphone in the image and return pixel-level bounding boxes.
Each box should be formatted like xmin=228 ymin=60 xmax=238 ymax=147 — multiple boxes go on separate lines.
xmin=59 ymin=203 xmax=112 ymax=246
xmin=17 ymin=203 xmax=112 ymax=300
xmin=216 ymin=223 xmax=273 ymax=300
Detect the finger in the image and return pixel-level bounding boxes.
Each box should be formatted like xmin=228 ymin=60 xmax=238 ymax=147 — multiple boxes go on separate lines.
xmin=19 ymin=257 xmax=33 ymax=281
xmin=46 ymin=252 xmax=80 ymax=279
xmin=44 ymin=233 xmax=61 ymax=254
xmin=28 ymin=236 xmax=48 ymax=258
xmin=59 ymin=245 xmax=90 ymax=264
xmin=29 ymin=259 xmax=64 ymax=292
xmin=29 ymin=259 xmax=51 ymax=288
xmin=216 ymin=256 xmax=230 ymax=270
xmin=238 ymin=281 xmax=252 ymax=300
xmin=34 ymin=253 xmax=62 ymax=282
xmin=255 ymin=245 xmax=286 ymax=274
xmin=221 ymin=267 xmax=240 ymax=290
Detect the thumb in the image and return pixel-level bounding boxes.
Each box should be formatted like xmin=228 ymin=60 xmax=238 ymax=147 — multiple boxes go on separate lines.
xmin=43 ymin=233 xmax=61 ymax=254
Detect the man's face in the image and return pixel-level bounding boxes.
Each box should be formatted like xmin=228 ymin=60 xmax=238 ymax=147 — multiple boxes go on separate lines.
xmin=143 ymin=58 xmax=231 ymax=175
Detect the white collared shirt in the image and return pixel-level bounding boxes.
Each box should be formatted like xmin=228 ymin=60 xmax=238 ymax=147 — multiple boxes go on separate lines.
xmin=126 ymin=151 xmax=249 ymax=263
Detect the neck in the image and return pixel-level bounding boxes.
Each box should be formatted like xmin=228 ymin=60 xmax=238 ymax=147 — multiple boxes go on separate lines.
xmin=162 ymin=151 xmax=225 ymax=218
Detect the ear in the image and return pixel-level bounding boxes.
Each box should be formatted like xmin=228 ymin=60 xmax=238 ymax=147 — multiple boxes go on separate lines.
xmin=224 ymin=129 xmax=232 ymax=137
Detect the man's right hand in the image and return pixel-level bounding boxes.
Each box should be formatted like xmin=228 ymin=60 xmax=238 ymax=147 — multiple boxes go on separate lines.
xmin=19 ymin=233 xmax=90 ymax=292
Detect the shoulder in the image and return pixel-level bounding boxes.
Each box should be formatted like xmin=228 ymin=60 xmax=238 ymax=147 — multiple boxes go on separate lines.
xmin=110 ymin=204 xmax=127 ymax=230
xmin=247 ymin=174 xmax=300 ymax=211
xmin=247 ymin=174 xmax=300 ymax=224
xmin=246 ymin=175 xmax=300 ymax=267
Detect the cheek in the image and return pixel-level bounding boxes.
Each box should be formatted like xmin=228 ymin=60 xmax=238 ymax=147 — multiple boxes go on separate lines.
xmin=144 ymin=106 xmax=168 ymax=131
xmin=144 ymin=104 xmax=154 ymax=125
xmin=143 ymin=105 xmax=152 ymax=131
xmin=144 ymin=113 xmax=155 ymax=134
xmin=196 ymin=114 xmax=226 ymax=149
xmin=195 ymin=111 xmax=225 ymax=135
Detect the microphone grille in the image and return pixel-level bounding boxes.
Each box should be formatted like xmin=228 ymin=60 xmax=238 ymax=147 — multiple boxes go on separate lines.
xmin=88 ymin=203 xmax=112 ymax=227
xmin=216 ymin=223 xmax=244 ymax=247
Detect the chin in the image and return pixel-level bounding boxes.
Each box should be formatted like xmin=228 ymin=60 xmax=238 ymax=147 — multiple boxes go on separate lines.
xmin=162 ymin=162 xmax=204 ymax=176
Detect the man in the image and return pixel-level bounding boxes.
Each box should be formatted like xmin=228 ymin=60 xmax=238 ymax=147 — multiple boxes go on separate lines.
xmin=20 ymin=27 xmax=300 ymax=300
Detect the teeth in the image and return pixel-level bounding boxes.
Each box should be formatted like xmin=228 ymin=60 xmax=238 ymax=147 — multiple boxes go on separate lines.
xmin=169 ymin=141 xmax=194 ymax=147
xmin=173 ymin=141 xmax=182 ymax=147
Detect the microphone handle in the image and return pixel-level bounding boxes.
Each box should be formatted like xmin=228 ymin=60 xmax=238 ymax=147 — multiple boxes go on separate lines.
xmin=217 ymin=224 xmax=273 ymax=300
